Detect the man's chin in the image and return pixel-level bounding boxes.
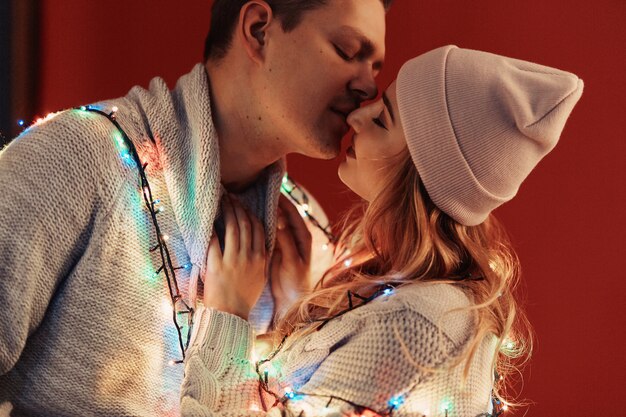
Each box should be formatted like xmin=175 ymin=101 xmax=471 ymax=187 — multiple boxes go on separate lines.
xmin=298 ymin=136 xmax=342 ymax=160
xmin=316 ymin=140 xmax=343 ymax=160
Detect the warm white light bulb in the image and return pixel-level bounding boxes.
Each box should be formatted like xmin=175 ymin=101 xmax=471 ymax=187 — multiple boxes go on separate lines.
xmin=161 ymin=299 xmax=173 ymax=318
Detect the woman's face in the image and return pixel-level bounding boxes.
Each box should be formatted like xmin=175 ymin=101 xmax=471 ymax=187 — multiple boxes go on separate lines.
xmin=338 ymin=80 xmax=407 ymax=201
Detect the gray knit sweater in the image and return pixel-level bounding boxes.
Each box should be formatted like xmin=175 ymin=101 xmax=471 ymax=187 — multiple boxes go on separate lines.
xmin=0 ymin=64 xmax=284 ymax=416
xmin=180 ymin=283 xmax=498 ymax=417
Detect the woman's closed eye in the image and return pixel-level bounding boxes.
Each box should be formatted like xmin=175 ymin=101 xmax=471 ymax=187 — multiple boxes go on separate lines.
xmin=373 ymin=111 xmax=388 ymax=130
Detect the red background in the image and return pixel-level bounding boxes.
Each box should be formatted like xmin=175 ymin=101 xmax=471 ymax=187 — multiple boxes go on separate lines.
xmin=37 ymin=0 xmax=625 ymax=415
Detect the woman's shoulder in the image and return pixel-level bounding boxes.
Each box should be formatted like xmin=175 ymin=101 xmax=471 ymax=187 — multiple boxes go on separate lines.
xmin=349 ymin=282 xmax=475 ymax=348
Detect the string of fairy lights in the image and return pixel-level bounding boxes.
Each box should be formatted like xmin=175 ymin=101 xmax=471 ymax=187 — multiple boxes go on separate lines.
xmin=82 ymin=105 xmax=193 ymax=363
xmin=15 ymin=111 xmax=509 ymax=417
xmin=253 ymin=283 xmax=506 ymax=417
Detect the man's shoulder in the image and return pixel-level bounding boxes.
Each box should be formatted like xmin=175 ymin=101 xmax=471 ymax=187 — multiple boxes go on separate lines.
xmin=2 ymin=105 xmax=139 ymax=204
xmin=9 ymin=106 xmax=131 ymax=171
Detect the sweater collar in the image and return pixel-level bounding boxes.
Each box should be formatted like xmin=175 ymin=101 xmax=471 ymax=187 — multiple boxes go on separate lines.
xmin=125 ymin=64 xmax=285 ymax=271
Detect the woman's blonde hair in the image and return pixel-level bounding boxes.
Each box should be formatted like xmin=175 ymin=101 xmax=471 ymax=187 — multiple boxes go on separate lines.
xmin=273 ymin=150 xmax=532 ymax=409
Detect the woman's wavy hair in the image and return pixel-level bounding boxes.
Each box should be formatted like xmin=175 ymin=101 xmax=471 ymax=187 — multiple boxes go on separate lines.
xmin=273 ymin=150 xmax=533 ymax=409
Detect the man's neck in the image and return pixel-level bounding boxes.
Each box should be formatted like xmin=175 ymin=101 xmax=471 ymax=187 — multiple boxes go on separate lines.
xmin=205 ymin=62 xmax=285 ymax=193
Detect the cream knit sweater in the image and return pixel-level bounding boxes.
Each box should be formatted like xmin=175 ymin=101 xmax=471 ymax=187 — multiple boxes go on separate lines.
xmin=181 ymin=283 xmax=498 ymax=417
xmin=0 ymin=64 xmax=284 ymax=416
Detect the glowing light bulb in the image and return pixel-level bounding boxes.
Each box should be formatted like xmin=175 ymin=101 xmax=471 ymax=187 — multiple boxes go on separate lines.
xmin=284 ymin=387 xmax=296 ymax=399
xmin=440 ymin=399 xmax=452 ymax=413
xmin=388 ymin=395 xmax=405 ymax=409
xmin=162 ymin=299 xmax=173 ymax=318
xmin=343 ymin=258 xmax=353 ymax=267
xmin=17 ymin=120 xmax=25 ymax=127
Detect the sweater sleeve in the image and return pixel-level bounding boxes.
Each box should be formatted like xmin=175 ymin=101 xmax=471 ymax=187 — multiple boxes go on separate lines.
xmin=181 ymin=304 xmax=466 ymax=417
xmin=0 ymin=112 xmax=117 ymax=374
xmin=180 ymin=307 xmax=271 ymax=417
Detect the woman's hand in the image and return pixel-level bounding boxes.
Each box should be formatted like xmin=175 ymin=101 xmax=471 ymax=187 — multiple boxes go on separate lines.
xmin=203 ymin=195 xmax=267 ymax=320
xmin=270 ymin=196 xmax=313 ymax=318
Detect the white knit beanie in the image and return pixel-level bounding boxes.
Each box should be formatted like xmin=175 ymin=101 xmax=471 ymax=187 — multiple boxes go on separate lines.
xmin=396 ymin=45 xmax=584 ymax=226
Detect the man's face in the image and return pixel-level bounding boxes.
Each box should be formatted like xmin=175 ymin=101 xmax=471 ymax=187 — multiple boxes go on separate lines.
xmin=259 ymin=0 xmax=386 ymax=159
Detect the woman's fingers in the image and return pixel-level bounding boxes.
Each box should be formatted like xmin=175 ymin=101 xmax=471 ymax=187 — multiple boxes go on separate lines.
xmin=275 ymin=218 xmax=300 ymax=265
xmin=251 ymin=213 xmax=266 ymax=256
xmin=230 ymin=197 xmax=253 ymax=254
xmin=278 ymin=195 xmax=312 ymax=263
xmin=222 ymin=195 xmax=239 ymax=259
xmin=205 ymin=234 xmax=223 ymax=274
xmin=227 ymin=195 xmax=266 ymax=258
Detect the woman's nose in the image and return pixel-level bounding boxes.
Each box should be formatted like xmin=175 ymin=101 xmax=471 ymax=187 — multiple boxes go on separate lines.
xmin=346 ymin=107 xmax=366 ymax=132
xmin=347 ymin=100 xmax=383 ymax=132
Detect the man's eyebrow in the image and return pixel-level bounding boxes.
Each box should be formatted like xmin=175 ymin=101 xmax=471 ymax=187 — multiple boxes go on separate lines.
xmin=382 ymin=92 xmax=395 ymax=123
xmin=336 ymin=25 xmax=384 ymax=71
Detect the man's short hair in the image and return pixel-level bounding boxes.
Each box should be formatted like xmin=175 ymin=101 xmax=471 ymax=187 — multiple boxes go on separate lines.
xmin=204 ymin=0 xmax=394 ymax=62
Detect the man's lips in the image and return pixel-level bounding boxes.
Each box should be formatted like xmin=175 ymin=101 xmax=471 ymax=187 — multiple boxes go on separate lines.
xmin=330 ymin=108 xmax=350 ymax=120
xmin=329 ymin=109 xmax=351 ymax=138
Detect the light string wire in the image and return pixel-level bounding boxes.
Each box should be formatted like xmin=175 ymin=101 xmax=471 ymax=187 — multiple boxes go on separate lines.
xmin=16 ymin=110 xmax=506 ymax=414
xmin=77 ymin=105 xmax=193 ymax=363
xmin=256 ymin=284 xmax=400 ymax=416
xmin=255 ymin=283 xmax=506 ymax=417
xmin=280 ymin=174 xmax=336 ymax=244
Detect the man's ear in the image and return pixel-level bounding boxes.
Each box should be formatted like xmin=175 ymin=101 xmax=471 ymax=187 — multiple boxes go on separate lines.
xmin=238 ymin=1 xmax=274 ymax=64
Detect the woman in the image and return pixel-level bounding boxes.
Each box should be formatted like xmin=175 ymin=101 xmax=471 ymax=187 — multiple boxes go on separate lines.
xmin=181 ymin=45 xmax=583 ymax=417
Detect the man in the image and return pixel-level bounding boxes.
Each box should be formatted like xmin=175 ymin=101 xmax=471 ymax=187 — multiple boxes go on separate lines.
xmin=0 ymin=0 xmax=389 ymax=415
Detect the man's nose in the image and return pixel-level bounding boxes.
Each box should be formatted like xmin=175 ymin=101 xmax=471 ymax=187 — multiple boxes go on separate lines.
xmin=349 ymin=66 xmax=379 ymax=101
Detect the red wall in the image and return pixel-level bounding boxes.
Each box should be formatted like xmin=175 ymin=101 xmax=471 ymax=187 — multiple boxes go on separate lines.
xmin=38 ymin=0 xmax=625 ymax=415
